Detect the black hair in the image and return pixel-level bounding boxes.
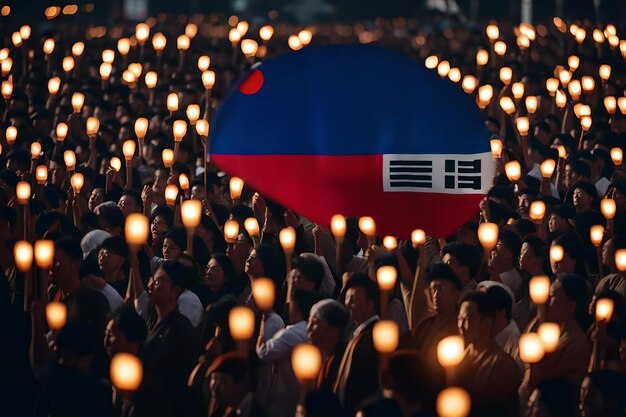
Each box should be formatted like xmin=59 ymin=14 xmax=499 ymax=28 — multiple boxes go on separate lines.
xmin=101 ymin=235 xmax=129 ymax=258
xmin=499 ymin=229 xmax=522 ymax=261
xmin=535 ymin=379 xmax=578 ymax=417
xmin=120 ymin=189 xmax=143 ymax=212
xmin=441 ymin=242 xmax=481 ymax=278
xmin=163 ymin=228 xmax=187 ymax=251
xmin=199 ymin=214 xmax=227 ymax=253
xmin=208 ymin=352 xmax=249 ymax=383
xmin=292 ymin=254 xmax=325 ymax=291
xmin=557 ymin=273 xmax=591 ymax=331
xmin=461 ymin=290 xmax=497 ymax=321
xmin=291 ymin=288 xmax=322 ymax=321
xmin=151 ymin=205 xmax=174 ymax=228
xmin=210 ymin=253 xmax=235 ymax=284
xmin=482 ymin=284 xmax=513 ymax=320
xmin=109 ymin=305 xmax=148 ymax=344
xmin=344 ymin=273 xmax=381 ymax=315
xmin=97 ymin=204 xmax=124 ymax=230
xmin=55 ymin=236 xmax=83 ymax=262
xmin=425 ymin=263 xmax=462 ymax=290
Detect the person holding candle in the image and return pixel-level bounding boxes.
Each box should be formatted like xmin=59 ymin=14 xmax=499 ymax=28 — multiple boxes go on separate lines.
xmin=441 ymin=242 xmax=481 ymax=297
xmin=333 ymin=273 xmax=380 ymax=415
xmin=97 ymin=236 xmax=130 ymax=297
xmin=118 ymin=190 xmax=143 ymax=218
xmin=550 ymin=233 xmax=589 ymax=277
xmin=256 ymin=288 xmax=319 ymax=417
xmin=456 ymin=291 xmax=521 ymax=415
xmin=201 ymin=253 xmax=239 ymax=307
xmin=488 ymin=229 xmax=524 ymax=301
xmin=306 ymin=299 xmax=350 ymax=391
xmin=595 ymin=235 xmax=625 ymax=297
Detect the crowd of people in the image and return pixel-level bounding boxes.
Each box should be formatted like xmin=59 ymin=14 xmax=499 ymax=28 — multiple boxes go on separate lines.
xmin=1 ymin=8 xmax=626 ymax=417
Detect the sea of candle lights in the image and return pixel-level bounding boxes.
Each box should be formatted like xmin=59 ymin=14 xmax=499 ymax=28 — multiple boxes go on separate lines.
xmin=1 ymin=9 xmax=626 ymax=417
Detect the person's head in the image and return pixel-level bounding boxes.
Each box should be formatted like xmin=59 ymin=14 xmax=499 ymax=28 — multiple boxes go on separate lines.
xmin=208 ymin=353 xmax=250 ymax=407
xmin=551 ymin=232 xmax=585 ymax=275
xmin=162 ymin=228 xmax=186 ymax=260
xmin=51 ymin=237 xmax=83 ymax=290
xmin=441 ymin=242 xmax=480 ymax=285
xmin=152 ymin=166 xmax=168 ymax=196
xmin=548 ymin=274 xmax=590 ymax=328
xmin=55 ymin=322 xmax=97 ymax=370
xmin=527 ymin=378 xmax=578 ymax=417
xmin=490 ymin=229 xmax=521 ymax=269
xmin=118 ymin=190 xmax=143 ymax=217
xmin=104 ymin=306 xmax=147 ymax=357
xmin=476 ymin=281 xmax=514 ymax=325
xmin=98 ymin=236 xmax=128 ymax=274
xmin=520 ymin=236 xmax=550 ymax=275
xmin=425 ymin=263 xmax=462 ymax=314
xmin=564 ymin=159 xmax=591 ymax=188
xmin=458 ymin=291 xmax=496 ymax=346
xmin=147 ymin=260 xmax=187 ymax=308
xmin=382 ymin=350 xmax=430 ymax=408
xmin=307 ymin=299 xmax=349 ymax=351
xmin=245 ymin=243 xmax=281 ymax=280
xmin=289 ymin=288 xmax=321 ymax=323
xmin=602 ymin=236 xmax=617 ymax=272
xmin=570 ymin=182 xmax=597 ymax=213
xmin=580 ymin=370 xmax=626 ymax=417
xmin=344 ymin=273 xmax=380 ymax=325
xmin=150 ymin=205 xmax=174 ymax=240
xmin=205 ymin=253 xmax=235 ymax=292
xmin=96 ymin=203 xmax=124 ymax=235
xmin=291 ymin=253 xmax=325 ymax=292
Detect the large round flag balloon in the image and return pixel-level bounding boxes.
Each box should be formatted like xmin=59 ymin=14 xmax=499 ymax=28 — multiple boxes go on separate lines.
xmin=209 ymin=45 xmax=493 ymax=238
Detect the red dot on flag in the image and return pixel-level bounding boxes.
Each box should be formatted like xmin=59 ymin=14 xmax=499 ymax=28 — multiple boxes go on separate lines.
xmin=239 ymin=69 xmax=264 ymax=95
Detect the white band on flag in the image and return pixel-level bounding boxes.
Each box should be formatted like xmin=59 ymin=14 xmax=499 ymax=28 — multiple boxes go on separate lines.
xmin=383 ymin=152 xmax=495 ymax=194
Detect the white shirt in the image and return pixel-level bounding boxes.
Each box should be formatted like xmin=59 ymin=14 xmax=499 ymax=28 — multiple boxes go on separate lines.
xmin=99 ymin=284 xmax=123 ymax=313
xmin=499 ymin=269 xmax=523 ymax=300
xmin=257 ymin=321 xmax=308 ymax=362
xmin=495 ymin=320 xmax=523 ymax=370
xmin=178 ymin=289 xmax=203 ymax=327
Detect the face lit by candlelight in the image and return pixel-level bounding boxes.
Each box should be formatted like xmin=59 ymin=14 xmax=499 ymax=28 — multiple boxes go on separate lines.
xmin=205 ymin=258 xmax=226 ymax=291
xmin=547 ymin=280 xmax=575 ymax=323
xmin=151 ymin=215 xmax=169 ymax=240
xmin=573 ymin=188 xmax=592 ymax=212
xmin=601 ymin=238 xmax=616 ymax=271
xmin=98 ymin=247 xmax=125 ymax=274
xmin=89 ymin=188 xmax=104 ymax=212
xmin=118 ymin=194 xmax=140 ymax=217
xmin=550 ymin=244 xmax=576 ymax=275
xmin=345 ymin=286 xmax=375 ymax=325
xmin=147 ymin=267 xmax=180 ymax=306
xmin=162 ymin=237 xmax=182 ymax=260
xmin=429 ymin=279 xmax=459 ymax=314
xmin=152 ymin=168 xmax=168 ymax=195
xmin=245 ymin=249 xmax=264 ymax=278
xmin=458 ymin=300 xmax=491 ymax=345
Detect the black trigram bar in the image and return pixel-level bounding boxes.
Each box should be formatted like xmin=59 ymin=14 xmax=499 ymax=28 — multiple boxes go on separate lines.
xmin=389 ymin=160 xmax=433 ymax=188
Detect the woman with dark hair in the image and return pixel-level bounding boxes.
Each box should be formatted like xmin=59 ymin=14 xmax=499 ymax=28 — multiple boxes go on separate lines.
xmin=243 ymin=243 xmax=286 ymax=312
xmin=516 ymin=236 xmax=552 ymax=331
xmin=197 ymin=253 xmax=238 ymax=308
xmin=196 ymin=214 xmax=227 ymax=255
xmin=150 ymin=205 xmax=174 ymax=258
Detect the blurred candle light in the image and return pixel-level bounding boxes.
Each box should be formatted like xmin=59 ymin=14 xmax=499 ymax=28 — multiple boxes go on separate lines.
xmin=382 ymin=236 xmax=398 ymax=250
xmin=580 ymin=116 xmax=592 ymax=131
xmin=179 ymin=173 xmax=189 ymax=191
xmin=376 ymin=265 xmax=397 ymax=291
xmin=118 ymin=38 xmax=131 ymax=56
xmin=14 ymin=240 xmax=33 ymax=272
xmin=202 ymin=70 xmax=215 ymax=90
xmin=176 ymin=35 xmax=190 ymax=51
xmin=499 ymin=97 xmax=516 ymax=115
xmin=152 ymin=32 xmax=167 ymax=52
xmin=529 ymin=201 xmax=546 ymax=222
xmin=519 ymin=333 xmax=545 ymax=363
xmin=437 ymin=335 xmax=465 ymax=367
xmin=411 ymin=229 xmax=426 ymax=247
xmin=64 ymin=150 xmax=76 ymax=170
xmin=164 ymin=185 xmax=178 ymax=206
xmin=540 ymin=159 xmax=556 ymax=178
xmin=71 ymin=41 xmax=84 ymax=57
xmin=110 ymin=157 xmax=122 ymax=172
xmin=228 ymin=28 xmax=241 ymax=44
xmin=590 ymin=225 xmax=604 ymax=247
xmin=550 ymin=245 xmax=564 ymax=263
xmin=196 ymin=120 xmax=209 ymax=137
xmin=110 ymin=353 xmax=143 ymax=391
xmin=43 ymin=38 xmax=55 ymax=55
xmin=244 ymin=218 xmax=260 ymax=238
xmin=596 ymin=298 xmax=614 ymax=322
xmin=99 ymin=63 xmax=112 ymax=80
xmin=135 ymin=23 xmax=150 ymax=44
xmin=259 ymin=25 xmax=274 ymax=41
xmin=291 ymin=344 xmax=322 ymax=381
xmin=615 ymin=249 xmax=626 ymax=272
xmin=279 ymin=227 xmax=297 ymax=253
xmin=48 ymin=76 xmax=61 ymax=95
xmin=162 ymin=149 xmax=174 ymax=167
xmin=71 ymin=92 xmax=84 ymax=113
xmin=555 ymin=90 xmax=567 ymax=108
xmin=546 ymin=78 xmax=559 ymax=95
xmin=568 ymin=79 xmax=581 ymax=100
xmin=499 ymin=67 xmax=512 ymax=85
xmin=504 ymin=160 xmax=522 ymax=182
xmin=599 ymin=64 xmax=611 ymax=80
xmin=512 ymin=82 xmax=524 ymax=99
xmin=181 ymin=200 xmax=202 ymax=229
xmin=197 ymin=55 xmax=210 ymax=71
xmin=46 ymin=301 xmax=67 ymax=330
xmin=476 ymin=49 xmax=489 ymax=66
xmin=173 ymin=120 xmax=187 ymax=142
xmin=34 ymin=239 xmax=54 ymax=269
xmin=16 ymin=181 xmax=31 ymax=204
xmin=494 ymin=40 xmax=507 ymax=56
xmin=358 ymin=216 xmax=376 ymax=238
xmin=35 ymin=165 xmax=48 ymax=184
xmin=229 ymin=177 xmax=244 ymax=201
xmin=241 ymin=39 xmax=258 ymax=57
xmin=537 ymin=322 xmax=560 ymax=353
xmin=1 ymin=58 xmax=12 ymax=77
xmin=251 ymin=277 xmax=275 ymax=310
xmin=372 ymin=320 xmax=399 ymax=353
xmin=102 ymin=49 xmax=115 ymax=64
xmin=11 ymin=32 xmax=22 ymax=47
xmin=330 ymin=214 xmax=347 ymax=242
xmin=529 ymin=275 xmax=551 ymax=304
xmin=478 ymin=222 xmax=499 ymax=251
xmin=1 ymin=80 xmax=12 ymax=100
xmin=437 ymin=60 xmax=451 ymax=77
xmin=567 ymin=55 xmax=580 ymax=70
xmin=229 ymin=306 xmax=255 ymax=340
xmin=297 ymin=29 xmax=313 ymax=45
xmin=604 ymin=97 xmax=617 ymax=115
xmin=618 ymin=97 xmax=626 ymax=115
xmin=525 ymin=96 xmax=538 ymax=113
xmin=424 ymin=55 xmax=438 ymax=69
xmin=86 ymin=117 xmax=99 ymax=137
xmin=490 ymin=138 xmax=503 ymax=159
xmin=581 ymin=76 xmax=595 ymax=93
xmin=224 ymin=220 xmax=239 ymax=244
xmin=461 ymin=75 xmax=478 ymax=94
xmin=145 ymin=71 xmax=158 ymax=89
xmin=486 ymin=24 xmax=499 ymax=41
xmin=70 ymin=172 xmax=84 ymax=194
xmin=125 ymin=213 xmax=149 ymax=246
xmin=134 ymin=118 xmax=148 ymax=140
xmin=6 ymin=126 xmax=17 ymax=144
xmin=516 ymin=117 xmax=530 ymax=136
xmin=611 ymin=147 xmax=623 ymax=166
xmin=167 ymin=93 xmax=179 ymax=112
xmin=122 ymin=140 xmax=136 ymax=161
xmin=601 ymin=198 xmax=617 ymax=219
xmin=477 ymin=85 xmax=493 ymax=108
xmin=30 ymin=142 xmax=41 ymax=159
xmin=436 ymin=387 xmax=471 ymax=417
xmin=186 ymin=104 xmax=200 ymax=125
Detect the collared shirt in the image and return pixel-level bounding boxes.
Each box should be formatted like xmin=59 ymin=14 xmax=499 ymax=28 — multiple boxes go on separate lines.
xmin=352 ymin=315 xmax=379 ymax=340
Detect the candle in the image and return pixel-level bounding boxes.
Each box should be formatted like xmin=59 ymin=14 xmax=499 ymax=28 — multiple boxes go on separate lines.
xmin=599 ymin=64 xmax=611 ymax=80
xmin=177 ymin=35 xmax=190 ymax=51
xmin=555 ymin=90 xmax=567 ymax=108
xmin=145 ymin=71 xmax=158 ymax=89
xmin=615 ymin=249 xmax=626 ymax=272
xmin=461 ymin=75 xmax=478 ymax=94
xmin=64 ymin=150 xmax=76 ymax=170
xmin=610 ymin=148 xmax=623 ymax=166
xmin=567 ymin=55 xmax=580 ymax=70
xmin=259 ymin=25 xmax=274 ymax=41
xmin=358 ymin=216 xmax=376 ymax=238
xmin=529 ymin=201 xmax=546 ymax=222
xmin=499 ymin=67 xmax=512 ymax=85
xmin=16 ymin=181 xmax=31 ymax=204
xmin=581 ymin=116 xmax=592 ymax=131
xmin=581 ymin=76 xmax=595 ymax=93
xmin=14 ymin=240 xmax=33 ymax=272
xmin=173 ymin=120 xmax=187 ymax=142
xmin=35 ymin=165 xmax=48 ymax=184
xmin=525 ymin=96 xmax=538 ymax=114
xmin=529 ymin=275 xmax=551 ymax=304
xmin=162 ymin=149 xmax=174 ymax=168
xmin=43 ymin=38 xmax=55 ymax=55
xmin=512 ymin=82 xmax=524 ymax=100
xmin=56 ymin=122 xmax=68 ymax=142
xmin=118 ymin=38 xmax=131 ymax=56
xmin=86 ymin=117 xmax=99 ymax=137
xmin=376 ymin=266 xmax=397 ymax=291
xmin=595 ymin=298 xmax=614 ymax=322
xmin=519 ymin=333 xmax=545 ymax=363
xmin=437 ymin=60 xmax=451 ymax=77
xmin=499 ymin=97 xmax=516 ymax=115
xmin=590 ymin=225 xmax=604 ymax=247
xmin=178 ymin=173 xmax=189 ymax=191
xmin=196 ymin=120 xmax=209 ymax=137
xmin=0 ymin=58 xmax=11 ymax=77
xmin=224 ymin=220 xmax=240 ymax=243
xmin=167 ymin=93 xmax=179 ymax=113
xmin=202 ymin=70 xmax=216 ymax=90
xmin=504 ymin=160 xmax=521 ymax=182
xmin=125 ymin=213 xmax=149 ymax=246
xmin=5 ymin=126 xmax=16 ymax=144
xmin=71 ymin=41 xmax=84 ymax=57
xmin=70 ymin=172 xmax=84 ymax=194
xmin=110 ymin=352 xmax=143 ymax=391
xmin=186 ymin=105 xmax=200 ymax=125
xmin=134 ymin=118 xmax=148 ymax=140
xmin=605 ymin=97 xmax=617 ymax=115
xmin=436 ymin=387 xmax=471 ymax=417
xmin=437 ymin=335 xmax=465 ymax=367
xmin=279 ymin=227 xmax=296 ymax=253
xmin=30 ymin=142 xmax=41 ymax=159
xmin=486 ymin=24 xmax=499 ymax=40
xmin=110 ymin=157 xmax=122 ymax=172
xmin=251 ymin=277 xmax=275 ymax=311
xmin=197 ymin=55 xmax=211 ymax=71
xmin=477 ymin=85 xmax=493 ymax=108
xmin=181 ymin=200 xmax=202 ymax=229
xmin=550 ymin=245 xmax=564 ymax=263
xmin=601 ymin=198 xmax=616 ymax=220
xmin=537 ymin=322 xmax=560 ymax=353
xmin=288 ymin=35 xmax=302 ymax=51
xmin=477 ymin=222 xmax=498 ymax=251
xmin=229 ymin=306 xmax=255 ymax=341
xmin=102 ymin=49 xmax=115 ymax=64
xmin=99 ymin=63 xmax=112 ymax=80
xmin=152 ymin=32 xmax=167 ymax=52
xmin=34 ymin=240 xmax=54 ymax=269
xmin=135 ymin=23 xmax=150 ymax=44
xmin=122 ymin=140 xmax=136 ymax=161
xmin=46 ymin=301 xmax=67 ymax=330
xmin=71 ymin=92 xmax=84 ymax=113
xmin=62 ymin=56 xmax=74 ymax=73
xmin=540 ymin=159 xmax=556 ymax=178
xmin=48 ymin=76 xmax=61 ymax=96
xmin=516 ymin=117 xmax=530 ymax=136
xmin=297 ymin=29 xmax=313 ymax=45
xmin=494 ymin=40 xmax=507 ymax=56
xmin=244 ymin=218 xmax=260 ymax=238
xmin=476 ymin=49 xmax=489 ymax=66
xmin=372 ymin=320 xmax=399 ymax=353
xmin=164 ymin=185 xmax=178 ymax=206
xmin=546 ymin=78 xmax=559 ymax=95
xmin=382 ymin=236 xmax=397 ymax=250
xmin=229 ymin=177 xmax=244 ymax=201
xmin=617 ymin=97 xmax=626 ymax=115
xmin=411 ymin=229 xmax=426 ymax=247
xmin=292 ymin=344 xmax=322 ymax=381
xmin=1 ymin=80 xmax=12 ymax=99
xmin=241 ymin=39 xmax=258 ymax=57
xmin=330 ymin=214 xmax=347 ymax=242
